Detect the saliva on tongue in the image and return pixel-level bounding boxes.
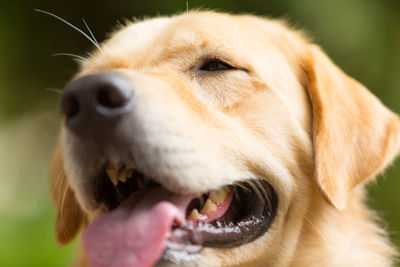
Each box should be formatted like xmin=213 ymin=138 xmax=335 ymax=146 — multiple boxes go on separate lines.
xmin=82 ymin=187 xmax=196 ymax=267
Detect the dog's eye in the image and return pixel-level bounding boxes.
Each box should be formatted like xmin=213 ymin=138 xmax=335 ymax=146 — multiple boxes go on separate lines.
xmin=199 ymin=60 xmax=234 ymax=71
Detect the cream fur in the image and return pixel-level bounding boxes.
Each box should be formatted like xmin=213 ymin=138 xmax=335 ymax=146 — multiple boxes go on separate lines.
xmin=50 ymin=11 xmax=400 ymax=266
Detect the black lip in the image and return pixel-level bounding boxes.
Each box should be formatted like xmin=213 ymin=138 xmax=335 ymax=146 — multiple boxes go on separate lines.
xmin=162 ymin=179 xmax=278 ymax=264
xmin=202 ymin=180 xmax=277 ymax=247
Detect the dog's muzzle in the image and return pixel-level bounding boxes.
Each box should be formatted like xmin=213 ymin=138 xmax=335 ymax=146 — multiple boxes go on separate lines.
xmin=59 ymin=72 xmax=278 ymax=266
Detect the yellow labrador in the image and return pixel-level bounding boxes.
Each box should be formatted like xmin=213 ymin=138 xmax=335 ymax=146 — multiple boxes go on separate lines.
xmin=50 ymin=11 xmax=400 ymax=266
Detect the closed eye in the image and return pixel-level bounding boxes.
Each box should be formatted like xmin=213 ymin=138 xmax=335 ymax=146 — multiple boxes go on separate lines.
xmin=199 ymin=59 xmax=235 ymax=72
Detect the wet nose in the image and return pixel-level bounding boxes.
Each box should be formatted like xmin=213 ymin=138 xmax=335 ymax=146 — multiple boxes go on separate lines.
xmin=60 ymin=73 xmax=133 ymax=135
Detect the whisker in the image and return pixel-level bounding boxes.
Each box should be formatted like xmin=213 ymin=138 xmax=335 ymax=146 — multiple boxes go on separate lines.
xmin=54 ymin=171 xmax=66 ymax=195
xmin=235 ymin=182 xmax=251 ymax=192
xmin=52 ymin=52 xmax=88 ymax=62
xmin=46 ymin=88 xmax=63 ymax=94
xmin=234 ymin=187 xmax=241 ymax=202
xmin=253 ymin=180 xmax=265 ymax=198
xmin=247 ymin=180 xmax=265 ymax=205
xmin=82 ymin=19 xmax=100 ymax=47
xmin=254 ymin=179 xmax=272 ymax=211
xmin=304 ymin=216 xmax=334 ymax=254
xmin=60 ymin=184 xmax=69 ymax=215
xmin=59 ymin=173 xmax=71 ymax=239
xmin=35 ymin=9 xmax=102 ymax=52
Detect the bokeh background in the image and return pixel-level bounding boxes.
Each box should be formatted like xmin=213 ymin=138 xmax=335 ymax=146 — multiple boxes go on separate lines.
xmin=0 ymin=0 xmax=399 ymax=266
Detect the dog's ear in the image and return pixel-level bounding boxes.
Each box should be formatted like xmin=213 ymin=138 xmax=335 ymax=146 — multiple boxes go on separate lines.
xmin=50 ymin=142 xmax=86 ymax=245
xmin=305 ymin=45 xmax=400 ymax=210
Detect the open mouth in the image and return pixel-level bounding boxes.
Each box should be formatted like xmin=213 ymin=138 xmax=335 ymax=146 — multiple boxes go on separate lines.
xmin=83 ymin=162 xmax=278 ymax=266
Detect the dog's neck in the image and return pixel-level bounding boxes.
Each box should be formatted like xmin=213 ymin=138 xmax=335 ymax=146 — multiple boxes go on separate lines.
xmin=291 ymin=187 xmax=396 ymax=266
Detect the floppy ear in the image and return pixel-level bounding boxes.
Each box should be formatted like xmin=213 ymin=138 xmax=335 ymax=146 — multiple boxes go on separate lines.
xmin=305 ymin=45 xmax=400 ymax=210
xmin=50 ymin=142 xmax=87 ymax=245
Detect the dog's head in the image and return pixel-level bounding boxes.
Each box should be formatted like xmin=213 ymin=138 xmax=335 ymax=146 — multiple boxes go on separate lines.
xmin=50 ymin=11 xmax=400 ymax=266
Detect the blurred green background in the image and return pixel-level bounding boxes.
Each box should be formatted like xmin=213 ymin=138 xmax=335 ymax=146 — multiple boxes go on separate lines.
xmin=0 ymin=0 xmax=399 ymax=266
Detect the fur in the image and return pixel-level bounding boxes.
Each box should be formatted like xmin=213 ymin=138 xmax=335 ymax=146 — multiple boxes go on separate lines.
xmin=50 ymin=11 xmax=400 ymax=266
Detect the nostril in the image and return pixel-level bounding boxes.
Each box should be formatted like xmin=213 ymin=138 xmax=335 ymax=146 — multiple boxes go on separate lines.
xmin=60 ymin=73 xmax=133 ymax=133
xmin=61 ymin=94 xmax=80 ymax=118
xmin=97 ymin=85 xmax=129 ymax=109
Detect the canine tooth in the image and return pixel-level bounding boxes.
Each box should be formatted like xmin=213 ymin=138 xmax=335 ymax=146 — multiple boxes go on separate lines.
xmin=188 ymin=209 xmax=202 ymax=220
xmin=118 ymin=168 xmax=129 ymax=183
xmin=127 ymin=168 xmax=133 ymax=178
xmin=106 ymin=168 xmax=119 ymax=185
xmin=209 ymin=187 xmax=228 ymax=203
xmin=200 ymin=198 xmax=217 ymax=214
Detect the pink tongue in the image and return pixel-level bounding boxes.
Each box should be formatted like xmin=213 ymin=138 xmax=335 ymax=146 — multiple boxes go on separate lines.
xmin=82 ymin=188 xmax=195 ymax=267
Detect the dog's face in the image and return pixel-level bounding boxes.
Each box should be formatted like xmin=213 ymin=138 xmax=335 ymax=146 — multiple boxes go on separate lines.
xmin=50 ymin=12 xmax=400 ymax=266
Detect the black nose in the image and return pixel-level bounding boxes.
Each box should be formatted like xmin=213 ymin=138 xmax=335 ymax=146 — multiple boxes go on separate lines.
xmin=60 ymin=73 xmax=133 ymax=135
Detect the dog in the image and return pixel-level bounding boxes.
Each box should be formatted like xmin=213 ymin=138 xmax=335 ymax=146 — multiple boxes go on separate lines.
xmin=49 ymin=11 xmax=400 ymax=266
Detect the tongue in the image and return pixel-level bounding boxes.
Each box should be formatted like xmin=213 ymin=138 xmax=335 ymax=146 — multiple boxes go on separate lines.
xmin=82 ymin=187 xmax=195 ymax=267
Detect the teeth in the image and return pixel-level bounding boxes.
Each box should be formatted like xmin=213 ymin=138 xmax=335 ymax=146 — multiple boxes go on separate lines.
xmin=127 ymin=169 xmax=133 ymax=178
xmin=118 ymin=167 xmax=130 ymax=183
xmin=106 ymin=162 xmax=134 ymax=185
xmin=200 ymin=198 xmax=217 ymax=214
xmin=209 ymin=187 xmax=229 ymax=203
xmin=188 ymin=209 xmax=203 ymax=220
xmin=187 ymin=187 xmax=231 ymax=220
xmin=106 ymin=167 xmax=119 ymax=185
